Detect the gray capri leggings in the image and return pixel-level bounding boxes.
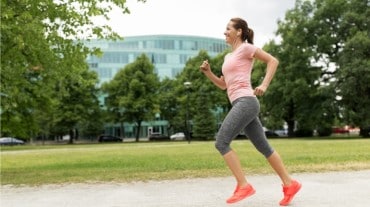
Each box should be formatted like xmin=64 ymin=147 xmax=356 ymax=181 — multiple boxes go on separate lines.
xmin=215 ymin=96 xmax=274 ymax=158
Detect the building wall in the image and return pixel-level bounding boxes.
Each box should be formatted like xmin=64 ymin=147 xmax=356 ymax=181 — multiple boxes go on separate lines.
xmin=84 ymin=35 xmax=228 ymax=84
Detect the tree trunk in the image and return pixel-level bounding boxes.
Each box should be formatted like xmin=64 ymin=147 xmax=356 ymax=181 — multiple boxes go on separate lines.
xmin=287 ymin=120 xmax=295 ymax=137
xmin=69 ymin=129 xmax=74 ymax=144
xmin=135 ymin=121 xmax=142 ymax=142
xmin=120 ymin=121 xmax=125 ymax=139
xmin=286 ymin=100 xmax=295 ymax=137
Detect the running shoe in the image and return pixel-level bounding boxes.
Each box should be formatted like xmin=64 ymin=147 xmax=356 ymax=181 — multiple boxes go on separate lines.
xmin=279 ymin=180 xmax=301 ymax=206
xmin=226 ymin=183 xmax=256 ymax=204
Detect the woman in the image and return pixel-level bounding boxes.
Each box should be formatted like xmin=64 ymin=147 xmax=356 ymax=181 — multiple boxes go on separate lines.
xmin=200 ymin=17 xmax=301 ymax=206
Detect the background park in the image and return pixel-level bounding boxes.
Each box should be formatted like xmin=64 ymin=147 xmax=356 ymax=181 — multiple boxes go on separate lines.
xmin=1 ymin=0 xmax=369 ymax=190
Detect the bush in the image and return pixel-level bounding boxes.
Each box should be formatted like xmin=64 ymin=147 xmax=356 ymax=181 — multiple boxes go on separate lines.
xmin=295 ymin=129 xmax=313 ymax=137
xmin=360 ymin=127 xmax=370 ymax=138
xmin=317 ymin=127 xmax=332 ymax=136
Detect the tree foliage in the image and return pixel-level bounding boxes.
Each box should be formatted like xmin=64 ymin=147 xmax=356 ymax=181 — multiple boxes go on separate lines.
xmin=337 ymin=31 xmax=370 ymax=136
xmin=102 ymin=54 xmax=159 ymax=142
xmin=254 ymin=1 xmax=323 ymax=136
xmin=1 ymin=0 xmax=145 ymax=139
xmin=157 ymin=77 xmax=183 ymax=134
xmin=192 ymin=85 xmax=217 ymax=140
xmin=310 ymin=0 xmax=369 ymax=136
xmin=256 ymin=0 xmax=369 ymax=137
xmin=171 ymin=50 xmax=229 ymax=140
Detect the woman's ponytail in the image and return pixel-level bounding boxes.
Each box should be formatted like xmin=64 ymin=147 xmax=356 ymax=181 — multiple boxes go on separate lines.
xmin=230 ymin=17 xmax=254 ymax=45
xmin=246 ymin=28 xmax=254 ymax=44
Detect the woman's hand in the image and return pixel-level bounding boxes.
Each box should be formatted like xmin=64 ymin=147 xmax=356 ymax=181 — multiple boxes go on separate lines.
xmin=199 ymin=60 xmax=226 ymax=90
xmin=200 ymin=60 xmax=211 ymax=73
xmin=254 ymin=85 xmax=267 ymax=96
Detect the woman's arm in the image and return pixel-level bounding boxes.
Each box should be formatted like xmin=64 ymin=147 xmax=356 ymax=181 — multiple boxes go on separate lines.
xmin=253 ymin=48 xmax=279 ymax=96
xmin=200 ymin=60 xmax=227 ymax=90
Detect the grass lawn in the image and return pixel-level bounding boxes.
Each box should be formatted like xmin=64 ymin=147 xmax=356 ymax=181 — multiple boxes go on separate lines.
xmin=1 ymin=138 xmax=370 ymax=186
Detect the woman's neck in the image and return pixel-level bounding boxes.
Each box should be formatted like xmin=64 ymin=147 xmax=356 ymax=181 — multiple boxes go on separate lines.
xmin=231 ymin=40 xmax=243 ymax=52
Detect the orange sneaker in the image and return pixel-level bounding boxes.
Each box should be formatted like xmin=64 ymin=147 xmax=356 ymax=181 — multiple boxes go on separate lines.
xmin=279 ymin=180 xmax=301 ymax=206
xmin=226 ymin=184 xmax=256 ymax=204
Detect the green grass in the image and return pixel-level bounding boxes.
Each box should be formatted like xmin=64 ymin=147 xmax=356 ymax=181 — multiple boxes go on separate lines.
xmin=1 ymin=138 xmax=370 ymax=186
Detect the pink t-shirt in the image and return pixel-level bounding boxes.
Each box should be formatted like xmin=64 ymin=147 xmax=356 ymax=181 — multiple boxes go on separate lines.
xmin=222 ymin=43 xmax=258 ymax=103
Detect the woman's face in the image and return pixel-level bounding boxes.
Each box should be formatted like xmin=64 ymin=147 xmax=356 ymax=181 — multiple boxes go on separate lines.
xmin=224 ymin=21 xmax=240 ymax=45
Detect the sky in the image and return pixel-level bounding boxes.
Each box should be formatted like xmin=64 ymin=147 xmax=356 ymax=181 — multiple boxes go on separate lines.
xmin=96 ymin=0 xmax=296 ymax=47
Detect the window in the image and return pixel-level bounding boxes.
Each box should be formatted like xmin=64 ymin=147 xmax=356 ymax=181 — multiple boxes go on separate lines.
xmin=109 ymin=42 xmax=138 ymax=49
xmin=100 ymin=52 xmax=129 ymax=63
xmin=146 ymin=40 xmax=155 ymax=49
xmin=97 ymin=68 xmax=112 ymax=78
xmin=172 ymin=67 xmax=183 ymax=77
xmin=180 ymin=55 xmax=189 ymax=64
xmin=182 ymin=40 xmax=196 ymax=50
xmin=89 ymin=63 xmax=98 ymax=68
xmin=151 ymin=54 xmax=167 ymax=64
xmin=155 ymin=40 xmax=175 ymax=49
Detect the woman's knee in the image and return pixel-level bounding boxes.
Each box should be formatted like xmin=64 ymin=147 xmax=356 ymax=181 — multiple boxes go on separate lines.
xmin=215 ymin=140 xmax=231 ymax=155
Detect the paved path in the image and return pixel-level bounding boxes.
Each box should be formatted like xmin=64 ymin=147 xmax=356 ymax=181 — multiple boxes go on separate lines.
xmin=1 ymin=170 xmax=370 ymax=207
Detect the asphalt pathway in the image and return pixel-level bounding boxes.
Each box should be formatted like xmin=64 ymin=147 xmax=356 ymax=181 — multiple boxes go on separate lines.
xmin=1 ymin=170 xmax=370 ymax=207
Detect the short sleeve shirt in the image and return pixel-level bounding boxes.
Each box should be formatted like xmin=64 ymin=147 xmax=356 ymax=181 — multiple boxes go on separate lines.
xmin=222 ymin=43 xmax=258 ymax=103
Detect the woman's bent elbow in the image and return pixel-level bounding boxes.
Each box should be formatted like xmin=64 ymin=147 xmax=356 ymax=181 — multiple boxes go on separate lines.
xmin=218 ymin=86 xmax=227 ymax=90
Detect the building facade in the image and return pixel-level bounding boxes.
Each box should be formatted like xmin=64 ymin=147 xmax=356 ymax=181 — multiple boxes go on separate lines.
xmin=84 ymin=35 xmax=228 ymax=139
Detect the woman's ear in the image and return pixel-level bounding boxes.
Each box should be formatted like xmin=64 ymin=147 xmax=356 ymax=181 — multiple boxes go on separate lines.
xmin=237 ymin=29 xmax=242 ymax=37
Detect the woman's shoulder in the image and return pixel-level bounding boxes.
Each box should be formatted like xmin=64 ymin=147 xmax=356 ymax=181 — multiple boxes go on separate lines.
xmin=241 ymin=42 xmax=258 ymax=57
xmin=241 ymin=42 xmax=258 ymax=49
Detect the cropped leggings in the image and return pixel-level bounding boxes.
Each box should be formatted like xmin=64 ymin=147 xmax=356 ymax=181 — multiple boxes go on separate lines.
xmin=215 ymin=96 xmax=274 ymax=158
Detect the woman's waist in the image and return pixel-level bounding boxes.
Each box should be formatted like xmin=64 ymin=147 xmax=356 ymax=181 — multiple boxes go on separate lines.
xmin=228 ymin=89 xmax=256 ymax=103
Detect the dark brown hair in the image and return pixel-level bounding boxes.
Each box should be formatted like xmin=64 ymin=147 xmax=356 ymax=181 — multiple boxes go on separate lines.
xmin=230 ymin=17 xmax=254 ymax=44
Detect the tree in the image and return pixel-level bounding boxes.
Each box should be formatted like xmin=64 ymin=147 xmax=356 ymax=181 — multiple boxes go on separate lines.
xmin=192 ymin=86 xmax=217 ymax=140
xmin=157 ymin=77 xmax=182 ymax=134
xmin=255 ymin=0 xmax=324 ymax=137
xmin=337 ymin=31 xmax=370 ymax=137
xmin=174 ymin=50 xmax=230 ymax=139
xmin=256 ymin=0 xmax=369 ymax=137
xmin=309 ymin=0 xmax=370 ymax=136
xmin=1 ymin=0 xmax=146 ymax=139
xmin=102 ymin=54 xmax=159 ymax=142
xmin=156 ymin=50 xmax=229 ymax=138
xmin=155 ymin=51 xmax=226 ymax=138
xmin=53 ymin=70 xmax=101 ymax=144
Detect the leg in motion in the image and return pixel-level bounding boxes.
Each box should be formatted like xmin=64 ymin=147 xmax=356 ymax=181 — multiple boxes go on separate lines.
xmin=244 ymin=118 xmax=301 ymax=206
xmin=267 ymin=151 xmax=291 ymax=186
xmin=222 ymin=150 xmax=256 ymax=204
xmin=268 ymin=152 xmax=301 ymax=206
xmin=214 ymin=98 xmax=260 ymax=204
xmin=223 ymin=150 xmax=248 ymax=187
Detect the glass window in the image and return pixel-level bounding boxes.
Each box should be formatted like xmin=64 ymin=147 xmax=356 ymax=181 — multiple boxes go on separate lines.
xmin=89 ymin=63 xmax=98 ymax=68
xmin=155 ymin=40 xmax=175 ymax=49
xmin=146 ymin=40 xmax=155 ymax=49
xmin=167 ymin=54 xmax=179 ymax=64
xmin=182 ymin=40 xmax=196 ymax=50
xmin=179 ymin=54 xmax=189 ymax=64
xmin=151 ymin=54 xmax=167 ymax=64
xmin=97 ymin=67 xmax=112 ymax=79
xmin=171 ymin=67 xmax=183 ymax=77
xmin=108 ymin=41 xmax=139 ymax=49
xmin=99 ymin=52 xmax=129 ymax=63
xmin=120 ymin=53 xmax=129 ymax=63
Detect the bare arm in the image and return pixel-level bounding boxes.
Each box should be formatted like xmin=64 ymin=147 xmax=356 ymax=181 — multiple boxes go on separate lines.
xmin=200 ymin=60 xmax=227 ymax=90
xmin=253 ymin=48 xmax=279 ymax=96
